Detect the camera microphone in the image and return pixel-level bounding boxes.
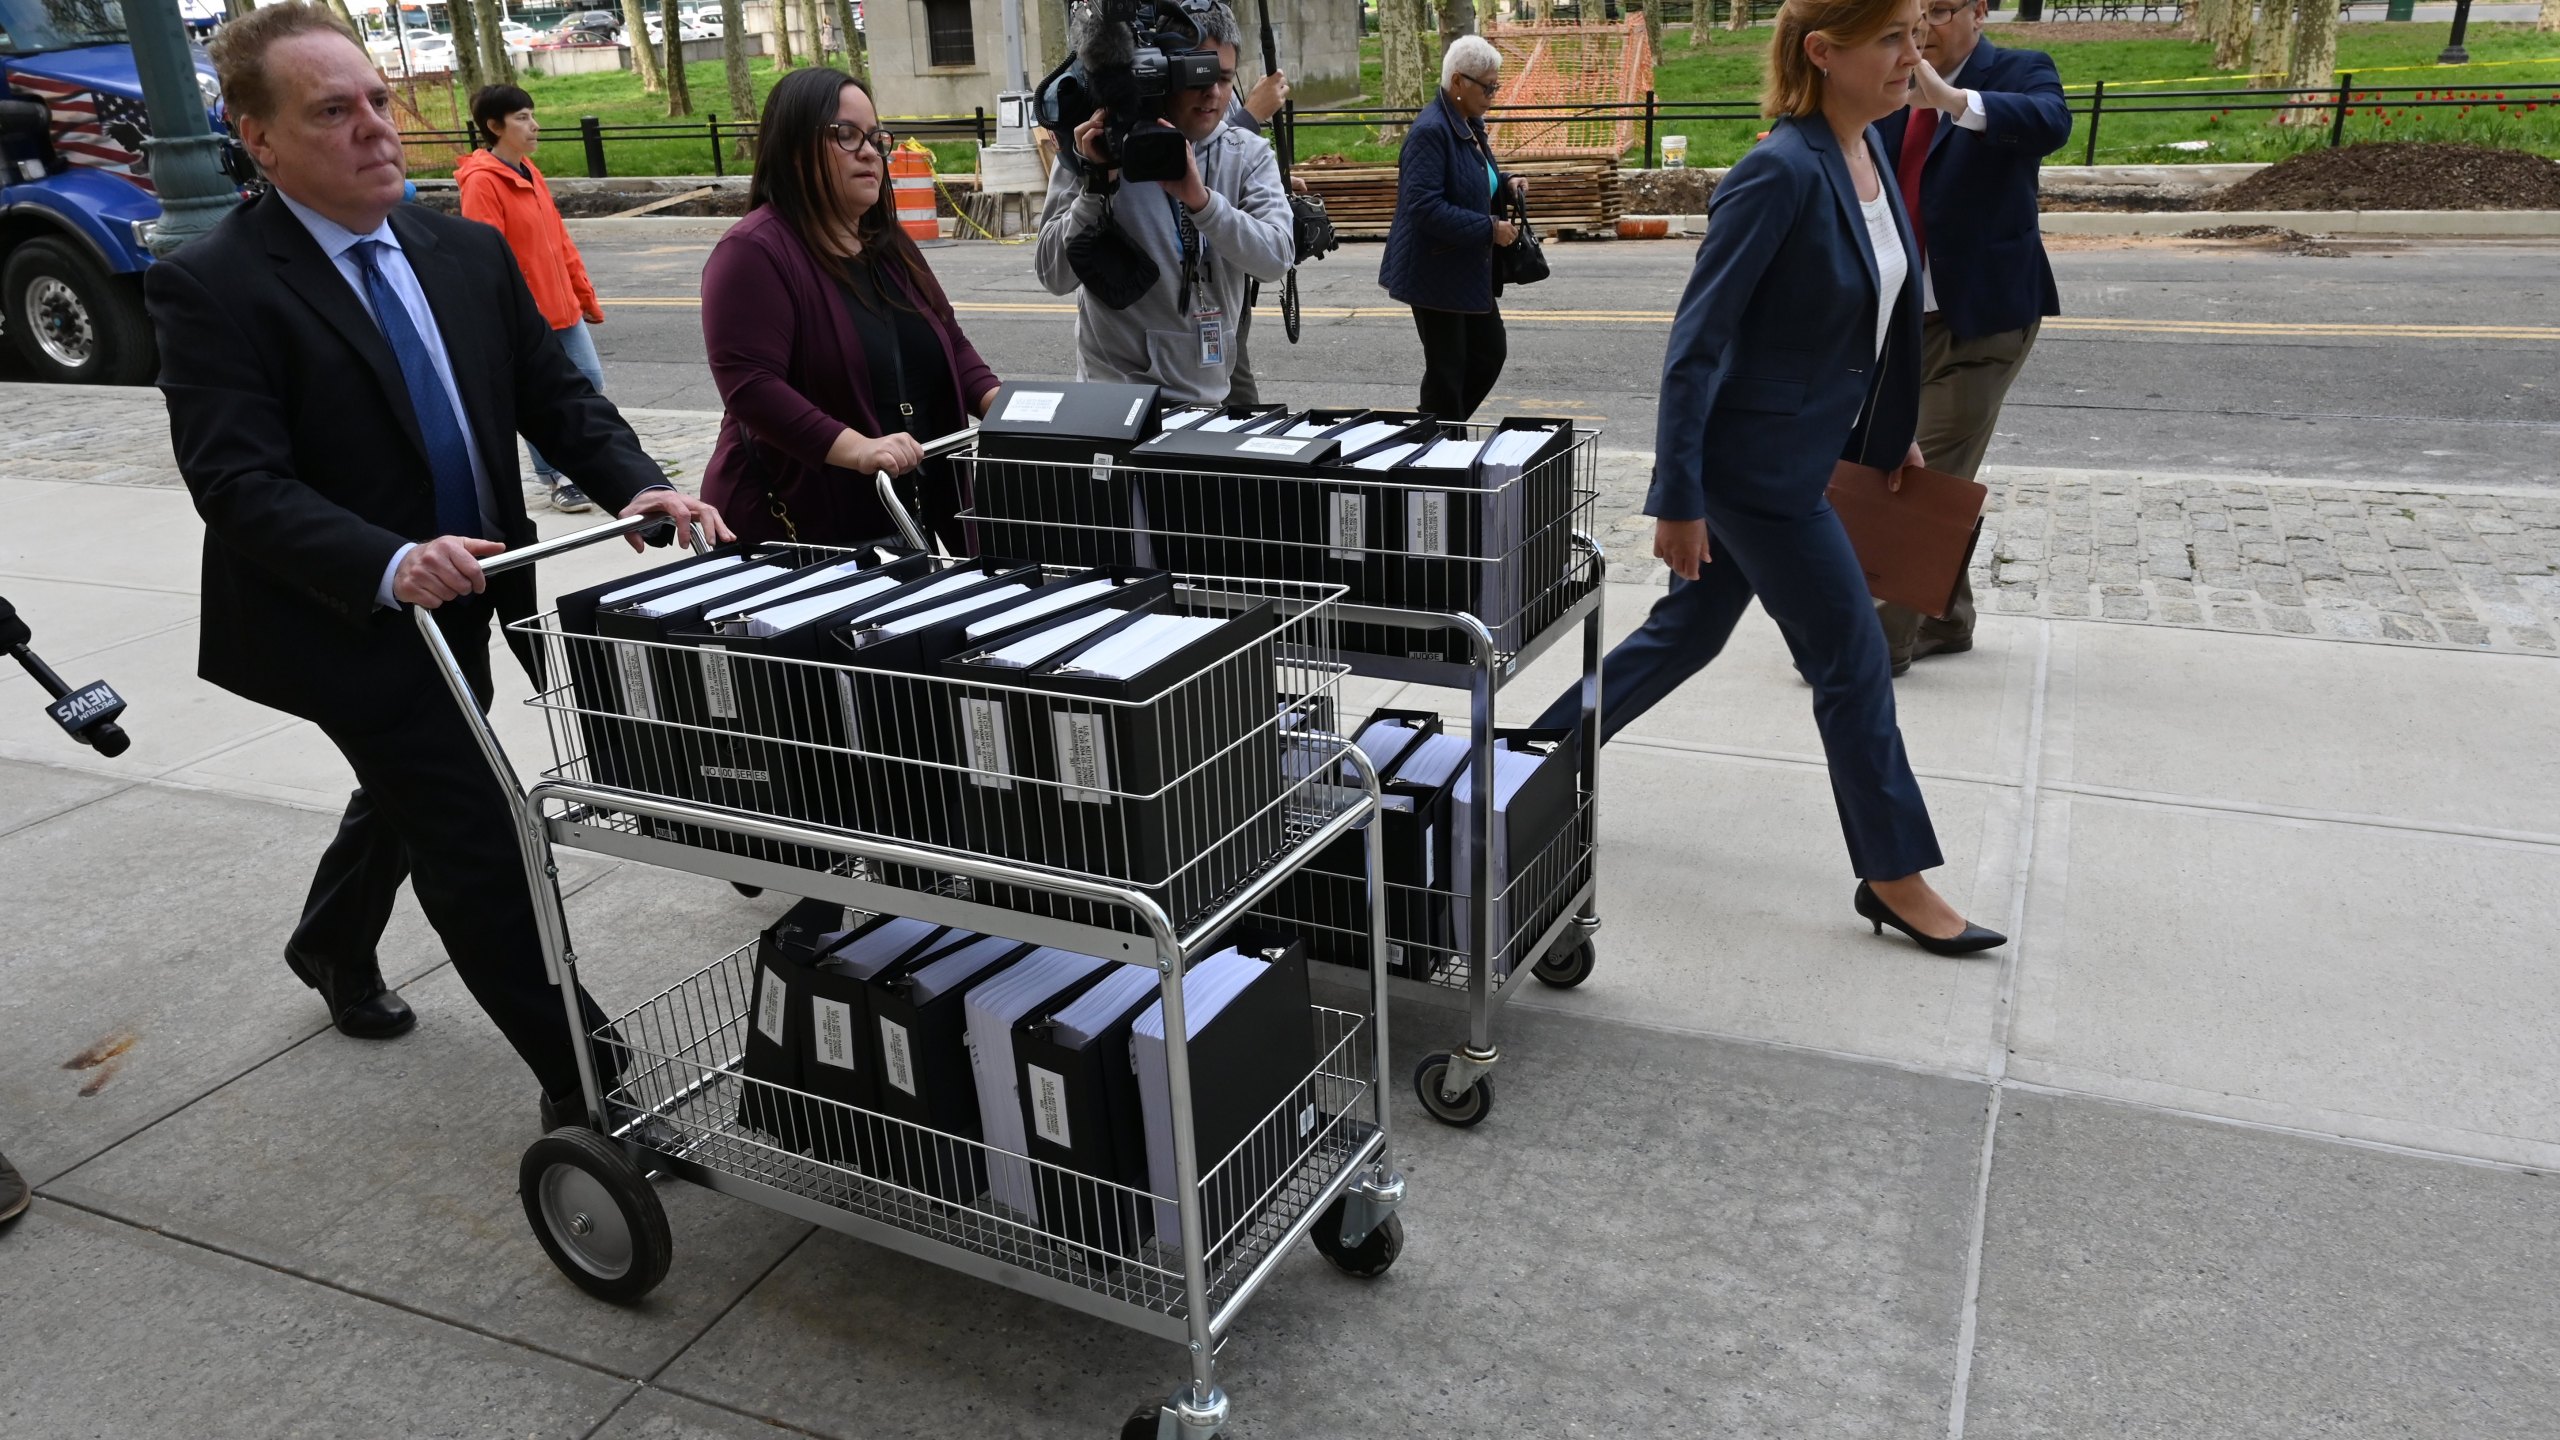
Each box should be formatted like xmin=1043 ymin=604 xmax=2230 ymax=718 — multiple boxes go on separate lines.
xmin=0 ymin=595 xmax=134 ymax=759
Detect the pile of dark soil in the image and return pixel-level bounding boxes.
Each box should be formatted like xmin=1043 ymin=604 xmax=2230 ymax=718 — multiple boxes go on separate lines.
xmin=2210 ymin=142 xmax=2560 ymax=212
xmin=2179 ymin=223 xmax=2350 ymax=257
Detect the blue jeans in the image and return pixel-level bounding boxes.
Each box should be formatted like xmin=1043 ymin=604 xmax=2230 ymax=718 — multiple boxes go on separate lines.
xmin=527 ymin=319 xmax=604 ymax=482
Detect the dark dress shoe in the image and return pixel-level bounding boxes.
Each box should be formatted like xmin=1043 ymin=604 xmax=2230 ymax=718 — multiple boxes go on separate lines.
xmin=1854 ymin=881 xmax=2006 ymax=956
xmin=0 ymin=1148 xmax=29 ymax=1224
xmin=1910 ymin=632 xmax=1974 ymax=663
xmin=283 ymin=944 xmax=417 ymax=1039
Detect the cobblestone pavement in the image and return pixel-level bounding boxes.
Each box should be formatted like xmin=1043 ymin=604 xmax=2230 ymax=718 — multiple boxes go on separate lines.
xmin=1595 ymin=452 xmax=2560 ymax=654
xmin=10 ymin=386 xmax=2556 ymax=655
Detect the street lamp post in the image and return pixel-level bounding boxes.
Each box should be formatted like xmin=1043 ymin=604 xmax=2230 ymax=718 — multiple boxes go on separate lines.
xmin=2437 ymin=0 xmax=2473 ymax=65
xmin=126 ymin=0 xmax=239 ymax=255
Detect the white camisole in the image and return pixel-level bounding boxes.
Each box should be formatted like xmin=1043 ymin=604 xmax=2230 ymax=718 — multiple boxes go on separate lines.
xmin=1858 ymin=188 xmax=1906 ymax=359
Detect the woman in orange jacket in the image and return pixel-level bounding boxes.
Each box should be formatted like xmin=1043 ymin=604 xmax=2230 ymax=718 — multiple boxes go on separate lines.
xmin=457 ymin=84 xmax=608 ymax=513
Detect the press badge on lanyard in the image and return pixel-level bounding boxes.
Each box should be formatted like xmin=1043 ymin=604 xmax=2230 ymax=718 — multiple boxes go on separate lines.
xmin=1169 ymin=192 xmax=1222 ymax=368
xmin=1194 ymin=300 xmax=1224 ymax=368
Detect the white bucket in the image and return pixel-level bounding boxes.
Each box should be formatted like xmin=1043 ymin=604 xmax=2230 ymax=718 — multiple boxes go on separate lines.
xmin=1661 ymin=134 xmax=1689 ymax=169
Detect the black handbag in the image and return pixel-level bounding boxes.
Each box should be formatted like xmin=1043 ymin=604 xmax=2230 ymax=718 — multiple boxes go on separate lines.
xmin=1289 ymin=192 xmax=1338 ymax=263
xmin=1495 ymin=194 xmax=1550 ymax=288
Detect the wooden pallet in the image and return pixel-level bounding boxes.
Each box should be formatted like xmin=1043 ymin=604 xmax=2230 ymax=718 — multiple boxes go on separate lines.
xmin=1296 ymin=158 xmax=1625 ymax=239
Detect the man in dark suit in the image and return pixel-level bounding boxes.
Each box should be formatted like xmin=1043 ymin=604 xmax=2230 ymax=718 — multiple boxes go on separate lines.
xmin=147 ymin=3 xmax=731 ymax=1117
xmin=1875 ymin=3 xmax=2072 ymax=671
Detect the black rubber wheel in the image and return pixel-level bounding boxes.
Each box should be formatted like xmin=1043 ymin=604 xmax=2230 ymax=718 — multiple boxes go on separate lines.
xmin=1532 ymin=936 xmax=1597 ymax=989
xmin=1120 ymin=1403 xmax=1165 ymax=1440
xmin=730 ymin=881 xmax=764 ymax=898
xmin=1412 ymin=1051 xmax=1493 ymax=1128
xmin=519 ymin=1128 xmax=671 ymax=1304
xmin=2 ymin=237 xmax=157 ymax=385
xmin=1310 ymin=1196 xmax=1404 ymax=1278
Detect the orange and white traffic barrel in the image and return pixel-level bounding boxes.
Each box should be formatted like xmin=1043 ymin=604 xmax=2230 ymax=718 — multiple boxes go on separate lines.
xmin=891 ymin=143 xmax=945 ymax=246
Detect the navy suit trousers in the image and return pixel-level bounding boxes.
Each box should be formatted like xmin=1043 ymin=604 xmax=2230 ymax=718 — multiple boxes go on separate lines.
xmin=1534 ymin=495 xmax=1944 ymax=880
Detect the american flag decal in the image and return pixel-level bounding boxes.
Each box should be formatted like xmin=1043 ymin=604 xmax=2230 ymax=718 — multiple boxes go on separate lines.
xmin=9 ymin=73 xmax=157 ymax=194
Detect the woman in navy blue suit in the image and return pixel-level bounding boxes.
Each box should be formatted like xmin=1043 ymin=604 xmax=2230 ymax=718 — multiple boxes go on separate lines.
xmin=1533 ymin=0 xmax=2003 ymax=954
xmin=1378 ymin=34 xmax=1524 ymax=421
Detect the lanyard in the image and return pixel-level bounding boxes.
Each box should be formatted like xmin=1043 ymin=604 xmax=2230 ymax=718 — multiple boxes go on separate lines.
xmin=1163 ymin=190 xmax=1207 ymax=314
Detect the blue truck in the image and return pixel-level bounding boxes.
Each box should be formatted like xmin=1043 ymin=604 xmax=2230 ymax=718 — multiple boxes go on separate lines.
xmin=0 ymin=0 xmax=225 ymax=384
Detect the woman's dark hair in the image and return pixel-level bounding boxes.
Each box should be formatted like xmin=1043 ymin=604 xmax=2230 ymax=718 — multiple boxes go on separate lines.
xmin=749 ymin=67 xmax=928 ymax=313
xmin=470 ymin=83 xmax=536 ymax=146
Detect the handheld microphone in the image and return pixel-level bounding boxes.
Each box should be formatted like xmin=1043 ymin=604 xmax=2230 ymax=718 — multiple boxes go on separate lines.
xmin=0 ymin=595 xmax=133 ymax=758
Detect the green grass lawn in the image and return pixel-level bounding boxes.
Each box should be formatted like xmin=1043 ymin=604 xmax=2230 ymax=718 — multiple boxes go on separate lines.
xmin=413 ymin=24 xmax=2560 ymax=177
xmin=406 ymin=57 xmax=978 ymax=179
xmin=1337 ymin=21 xmax=2560 ymax=167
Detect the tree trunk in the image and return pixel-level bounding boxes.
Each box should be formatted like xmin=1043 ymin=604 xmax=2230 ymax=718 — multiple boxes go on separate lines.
xmin=622 ymin=0 xmax=664 ymax=91
xmin=2541 ymin=0 xmax=2559 ymax=32
xmin=1440 ymin=0 xmax=1477 ymax=49
xmin=834 ymin=0 xmax=868 ymax=77
xmin=477 ymin=0 xmax=515 ymax=85
xmin=2250 ymin=0 xmax=2292 ymax=89
xmin=1636 ymin=0 xmax=1663 ymax=55
xmin=1038 ymin=0 xmax=1070 ymax=71
xmin=662 ymin=0 xmax=694 ymax=114
xmin=771 ymin=0 xmax=798 ymax=70
xmin=2211 ymin=0 xmax=2256 ymax=70
xmin=2278 ymin=0 xmax=2336 ymax=121
xmin=447 ymin=0 xmax=489 ymax=91
xmin=802 ymin=0 xmax=829 ymax=65
xmin=1729 ymin=0 xmax=1751 ymax=32
xmin=719 ymin=0 xmax=759 ymax=125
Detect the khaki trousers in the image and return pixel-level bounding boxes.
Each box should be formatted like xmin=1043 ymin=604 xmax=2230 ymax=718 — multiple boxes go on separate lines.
xmin=1877 ymin=315 xmax=2040 ymax=661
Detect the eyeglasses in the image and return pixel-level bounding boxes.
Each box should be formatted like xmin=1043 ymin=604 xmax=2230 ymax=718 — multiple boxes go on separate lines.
xmin=1455 ymin=72 xmax=1500 ymax=96
xmin=823 ymin=121 xmax=895 ymax=156
xmin=1921 ymin=4 xmax=1970 ymax=21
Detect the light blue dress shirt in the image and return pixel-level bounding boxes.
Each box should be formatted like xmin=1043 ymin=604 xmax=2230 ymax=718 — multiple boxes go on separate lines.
xmin=276 ymin=192 xmax=499 ymax=608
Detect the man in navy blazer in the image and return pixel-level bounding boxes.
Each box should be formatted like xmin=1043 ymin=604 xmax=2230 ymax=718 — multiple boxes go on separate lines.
xmin=1873 ymin=4 xmax=2071 ymax=669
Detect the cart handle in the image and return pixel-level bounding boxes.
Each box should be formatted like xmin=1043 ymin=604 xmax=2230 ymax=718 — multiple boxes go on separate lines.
xmin=873 ymin=425 xmax=979 ymax=553
xmin=473 ymin=513 xmax=712 ymax=580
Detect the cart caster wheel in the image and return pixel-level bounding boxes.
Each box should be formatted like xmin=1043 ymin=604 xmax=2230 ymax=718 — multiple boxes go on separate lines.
xmin=1533 ymin=937 xmax=1596 ymax=989
xmin=1119 ymin=1404 xmax=1163 ymax=1440
xmin=730 ymin=882 xmax=764 ymax=898
xmin=519 ymin=1128 xmax=671 ymax=1304
xmin=1311 ymin=1197 xmax=1404 ymax=1278
xmin=1413 ymin=1052 xmax=1493 ymax=1128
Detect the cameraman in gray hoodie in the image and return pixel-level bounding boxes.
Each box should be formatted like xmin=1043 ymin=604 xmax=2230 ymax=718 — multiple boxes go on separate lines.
xmin=1034 ymin=1 xmax=1294 ymax=406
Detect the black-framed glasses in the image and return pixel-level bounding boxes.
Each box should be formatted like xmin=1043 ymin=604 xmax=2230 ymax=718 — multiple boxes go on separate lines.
xmin=1921 ymin=3 xmax=1969 ymax=21
xmin=1455 ymin=71 xmax=1500 ymax=97
xmin=823 ymin=121 xmax=895 ymax=156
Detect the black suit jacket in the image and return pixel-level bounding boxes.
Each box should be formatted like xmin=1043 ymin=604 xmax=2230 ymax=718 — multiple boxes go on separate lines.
xmin=146 ymin=193 xmax=665 ymax=731
xmin=1875 ymin=37 xmax=2073 ymax=342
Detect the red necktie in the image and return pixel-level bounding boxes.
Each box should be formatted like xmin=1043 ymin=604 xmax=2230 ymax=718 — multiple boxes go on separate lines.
xmin=1896 ymin=104 xmax=1937 ymax=270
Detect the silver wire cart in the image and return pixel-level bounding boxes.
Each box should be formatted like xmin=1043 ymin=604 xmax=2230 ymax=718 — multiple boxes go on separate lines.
xmin=945 ymin=421 xmax=1608 ymax=1128
xmin=415 ymin=515 xmax=1407 ymax=1440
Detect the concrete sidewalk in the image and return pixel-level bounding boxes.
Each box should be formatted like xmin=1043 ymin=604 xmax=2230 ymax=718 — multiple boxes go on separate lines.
xmin=4 ymin=386 xmax=2558 ymax=1438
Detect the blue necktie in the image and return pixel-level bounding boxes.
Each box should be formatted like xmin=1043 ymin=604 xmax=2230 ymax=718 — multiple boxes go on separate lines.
xmin=348 ymin=239 xmax=483 ymax=540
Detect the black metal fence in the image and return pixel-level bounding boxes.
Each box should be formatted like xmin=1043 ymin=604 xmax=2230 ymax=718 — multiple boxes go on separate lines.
xmin=1281 ymin=77 xmax=2560 ymax=171
xmin=399 ymin=110 xmax=995 ymax=179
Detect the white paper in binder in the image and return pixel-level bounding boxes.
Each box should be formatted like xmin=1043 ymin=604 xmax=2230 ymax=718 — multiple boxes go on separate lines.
xmin=1475 ymin=426 xmax=1565 ymax=641
xmin=963 ymin=947 xmax=1117 ymax=1220
xmin=1351 ymin=441 xmax=1422 ymax=472
xmin=1331 ymin=420 xmax=1414 ymax=456
xmin=708 ymin=558 xmax=883 ymax=620
xmin=599 ymin=552 xmax=750 ymax=606
xmin=716 ymin=574 xmax=902 ymax=637
xmin=825 ymin=916 xmax=941 ymax=975
xmin=959 ymin=577 xmax=1122 ymax=642
xmin=1448 ymin=743 xmax=1556 ymax=957
xmin=1048 ymin=613 xmax=1226 ymax=682
xmin=1158 ymin=406 xmax=1217 ymax=432
xmin=865 ymin=580 xmax=1041 ymax=639
xmin=620 ymin=563 xmax=792 ymax=619
xmin=976 ymin=607 xmax=1125 ymax=669
xmin=1130 ymin=946 xmax=1259 ymax=1242
xmin=1354 ymin=717 xmax=1422 ymax=773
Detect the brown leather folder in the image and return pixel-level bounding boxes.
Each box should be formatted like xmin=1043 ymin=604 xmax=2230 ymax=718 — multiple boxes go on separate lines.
xmin=1826 ymin=461 xmax=1990 ymax=620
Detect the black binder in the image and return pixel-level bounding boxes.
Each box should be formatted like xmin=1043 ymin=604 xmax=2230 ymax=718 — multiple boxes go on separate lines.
xmin=1452 ymin=723 xmax=1585 ymax=971
xmin=972 ymin=380 xmax=1162 ymax=567
xmin=940 ymin=589 xmax=1284 ymax=929
xmin=1011 ymin=962 xmax=1163 ymax=1256
xmin=1126 ymin=425 xmax=1345 ymax=584
xmin=736 ymin=897 xmax=850 ymax=1152
xmin=1264 ymin=709 xmax=1455 ymax=978
xmin=1395 ymin=418 xmax=1580 ymax=664
xmin=795 ymin=914 xmax=956 ymax=1169
xmin=864 ymin=932 xmax=1034 ymax=1203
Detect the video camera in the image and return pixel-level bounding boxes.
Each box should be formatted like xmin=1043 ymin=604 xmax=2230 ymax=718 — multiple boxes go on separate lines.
xmin=1 ymin=595 xmax=132 ymax=758
xmin=1036 ymin=0 xmax=1226 ymax=184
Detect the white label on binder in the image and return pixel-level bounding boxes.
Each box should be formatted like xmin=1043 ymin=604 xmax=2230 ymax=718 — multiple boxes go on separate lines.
xmin=1027 ymin=1064 xmax=1072 ymax=1146
xmin=879 ymin=1018 xmax=916 ymax=1095
xmin=613 ymin=641 xmax=658 ymax=720
xmin=754 ymin=966 xmax=787 ymax=1044
xmin=834 ymin=672 xmax=862 ymax=750
xmin=1236 ymin=436 xmax=1306 ymax=456
xmin=1053 ymin=712 xmax=1113 ymax=805
xmin=1299 ymin=1103 xmax=1318 ymax=1139
xmin=1001 ymin=389 xmax=1063 ymax=424
xmin=1409 ymin=491 xmax=1451 ymax=557
xmin=1122 ymin=396 xmax=1148 ymax=427
xmin=698 ymin=644 xmax=739 ymax=720
xmin=1424 ymin=833 xmax=1436 ymax=887
xmin=1090 ymin=449 xmax=1113 ymax=483
xmin=1327 ymin=492 xmax=1365 ymax=560
xmin=811 ymin=997 xmax=857 ymax=1070
xmin=961 ymin=696 xmax=1014 ymax=789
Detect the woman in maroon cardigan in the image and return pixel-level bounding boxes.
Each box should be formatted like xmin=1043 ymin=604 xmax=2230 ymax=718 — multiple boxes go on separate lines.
xmin=701 ymin=68 xmax=1000 ymax=548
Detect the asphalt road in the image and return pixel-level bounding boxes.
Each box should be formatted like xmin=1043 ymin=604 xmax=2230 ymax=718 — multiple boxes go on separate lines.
xmin=26 ymin=223 xmax=2556 ymax=487
xmin=568 ymin=224 xmax=2560 ymax=488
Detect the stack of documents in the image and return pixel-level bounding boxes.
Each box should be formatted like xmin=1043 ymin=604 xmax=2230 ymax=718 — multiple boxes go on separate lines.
xmin=1129 ymin=940 xmax=1315 ymax=1247
xmin=962 ymin=947 xmax=1121 ymax=1219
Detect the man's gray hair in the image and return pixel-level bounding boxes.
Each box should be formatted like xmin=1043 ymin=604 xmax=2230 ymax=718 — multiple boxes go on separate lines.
xmin=1442 ymin=33 xmax=1500 ymax=89
xmin=1069 ymin=0 xmax=1242 ymax=62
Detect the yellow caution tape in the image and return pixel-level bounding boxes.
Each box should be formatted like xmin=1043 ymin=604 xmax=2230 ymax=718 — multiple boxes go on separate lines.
xmin=2062 ymin=55 xmax=2560 ymax=91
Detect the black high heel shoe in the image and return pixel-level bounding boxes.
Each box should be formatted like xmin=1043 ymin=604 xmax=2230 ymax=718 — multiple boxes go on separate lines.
xmin=1855 ymin=882 xmax=2007 ymax=956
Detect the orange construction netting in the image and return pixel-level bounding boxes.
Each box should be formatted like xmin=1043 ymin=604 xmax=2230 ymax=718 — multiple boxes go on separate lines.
xmin=1480 ymin=16 xmax=1656 ymax=161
